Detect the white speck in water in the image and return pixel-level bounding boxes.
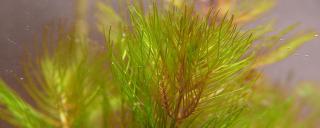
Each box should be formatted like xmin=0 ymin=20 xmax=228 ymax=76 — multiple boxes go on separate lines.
xmin=280 ymin=38 xmax=284 ymax=41
xmin=304 ymin=54 xmax=310 ymax=57
xmin=7 ymin=38 xmax=16 ymax=44
xmin=122 ymin=33 xmax=126 ymax=37
xmin=20 ymin=77 xmax=24 ymax=80
xmin=25 ymin=25 xmax=31 ymax=31
xmin=314 ymin=34 xmax=319 ymax=37
xmin=5 ymin=69 xmax=13 ymax=73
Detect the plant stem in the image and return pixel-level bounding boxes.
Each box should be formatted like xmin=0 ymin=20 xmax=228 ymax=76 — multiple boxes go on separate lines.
xmin=170 ymin=90 xmax=183 ymax=128
xmin=59 ymin=94 xmax=70 ymax=128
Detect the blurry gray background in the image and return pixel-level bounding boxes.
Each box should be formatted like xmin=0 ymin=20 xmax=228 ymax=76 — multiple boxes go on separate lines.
xmin=262 ymin=0 xmax=320 ymax=86
xmin=0 ymin=0 xmax=319 ymax=90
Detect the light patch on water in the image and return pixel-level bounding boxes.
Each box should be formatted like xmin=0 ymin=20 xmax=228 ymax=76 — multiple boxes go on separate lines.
xmin=25 ymin=25 xmax=31 ymax=31
xmin=7 ymin=38 xmax=16 ymax=44
xmin=5 ymin=69 xmax=13 ymax=73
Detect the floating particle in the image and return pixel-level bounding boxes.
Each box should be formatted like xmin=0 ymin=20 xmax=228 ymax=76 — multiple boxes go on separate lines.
xmin=7 ymin=38 xmax=16 ymax=44
xmin=25 ymin=25 xmax=31 ymax=31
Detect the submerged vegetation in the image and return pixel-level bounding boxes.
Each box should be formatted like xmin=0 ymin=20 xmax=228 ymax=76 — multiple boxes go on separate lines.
xmin=0 ymin=0 xmax=319 ymax=127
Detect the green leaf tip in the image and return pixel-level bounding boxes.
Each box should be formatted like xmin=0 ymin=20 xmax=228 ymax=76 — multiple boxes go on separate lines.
xmin=253 ymin=31 xmax=316 ymax=68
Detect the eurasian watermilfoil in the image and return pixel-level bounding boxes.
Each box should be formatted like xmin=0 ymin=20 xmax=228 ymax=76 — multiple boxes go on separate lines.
xmin=109 ymin=4 xmax=254 ymax=127
xmin=0 ymin=3 xmax=254 ymax=127
xmin=0 ymin=0 xmax=319 ymax=128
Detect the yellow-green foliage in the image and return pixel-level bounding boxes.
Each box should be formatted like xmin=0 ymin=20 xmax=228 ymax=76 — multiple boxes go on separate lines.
xmin=1 ymin=27 xmax=108 ymax=127
xmin=110 ymin=5 xmax=254 ymax=127
xmin=0 ymin=0 xmax=319 ymax=128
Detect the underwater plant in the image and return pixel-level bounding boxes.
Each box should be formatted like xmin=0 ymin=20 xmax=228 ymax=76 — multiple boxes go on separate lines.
xmin=109 ymin=5 xmax=255 ymax=127
xmin=0 ymin=25 xmax=109 ymax=127
xmin=0 ymin=0 xmax=319 ymax=128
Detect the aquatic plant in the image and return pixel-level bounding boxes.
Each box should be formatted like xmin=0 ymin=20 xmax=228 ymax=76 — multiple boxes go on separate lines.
xmin=0 ymin=0 xmax=319 ymax=128
xmin=108 ymin=4 xmax=255 ymax=127
xmin=0 ymin=25 xmax=108 ymax=127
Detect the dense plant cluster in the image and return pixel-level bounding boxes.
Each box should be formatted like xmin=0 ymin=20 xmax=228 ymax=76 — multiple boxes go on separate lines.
xmin=0 ymin=0 xmax=319 ymax=128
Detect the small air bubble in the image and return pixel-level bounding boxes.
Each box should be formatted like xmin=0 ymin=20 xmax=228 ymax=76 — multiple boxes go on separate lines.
xmin=25 ymin=25 xmax=31 ymax=31
xmin=5 ymin=69 xmax=13 ymax=73
xmin=7 ymin=38 xmax=16 ymax=44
